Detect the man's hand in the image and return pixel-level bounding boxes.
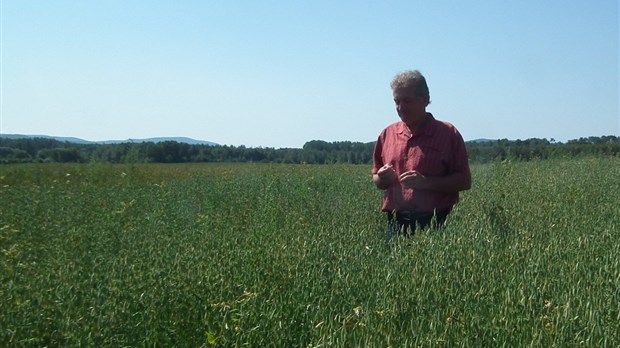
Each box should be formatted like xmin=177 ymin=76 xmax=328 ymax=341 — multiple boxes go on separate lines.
xmin=399 ymin=170 xmax=426 ymax=189
xmin=373 ymin=164 xmax=397 ymax=190
xmin=400 ymin=171 xmax=471 ymax=192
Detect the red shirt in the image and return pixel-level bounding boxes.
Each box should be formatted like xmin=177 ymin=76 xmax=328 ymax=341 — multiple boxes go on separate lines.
xmin=372 ymin=114 xmax=471 ymax=212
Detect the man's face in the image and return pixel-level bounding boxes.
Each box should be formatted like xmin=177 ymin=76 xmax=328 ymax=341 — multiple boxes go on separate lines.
xmin=393 ymin=86 xmax=427 ymax=124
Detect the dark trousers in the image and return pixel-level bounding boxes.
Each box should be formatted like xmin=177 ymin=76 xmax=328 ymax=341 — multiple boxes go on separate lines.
xmin=386 ymin=209 xmax=450 ymax=238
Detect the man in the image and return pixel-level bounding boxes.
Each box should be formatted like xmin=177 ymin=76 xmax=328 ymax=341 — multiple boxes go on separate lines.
xmin=372 ymin=70 xmax=471 ymax=237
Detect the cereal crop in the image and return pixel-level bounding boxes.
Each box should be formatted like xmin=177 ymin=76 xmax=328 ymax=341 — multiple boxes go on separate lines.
xmin=1 ymin=158 xmax=618 ymax=347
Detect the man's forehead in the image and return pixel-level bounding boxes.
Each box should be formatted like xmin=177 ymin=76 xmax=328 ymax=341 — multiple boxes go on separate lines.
xmin=393 ymin=86 xmax=418 ymax=97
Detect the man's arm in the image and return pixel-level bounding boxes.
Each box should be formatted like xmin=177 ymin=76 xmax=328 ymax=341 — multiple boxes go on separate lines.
xmin=373 ymin=164 xmax=398 ymax=190
xmin=373 ymin=173 xmax=392 ymax=190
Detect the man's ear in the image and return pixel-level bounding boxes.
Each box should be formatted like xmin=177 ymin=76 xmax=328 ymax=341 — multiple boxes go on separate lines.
xmin=423 ymin=95 xmax=431 ymax=106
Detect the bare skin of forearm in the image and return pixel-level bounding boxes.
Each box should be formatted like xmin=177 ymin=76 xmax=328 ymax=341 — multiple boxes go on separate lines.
xmin=373 ymin=174 xmax=392 ymax=190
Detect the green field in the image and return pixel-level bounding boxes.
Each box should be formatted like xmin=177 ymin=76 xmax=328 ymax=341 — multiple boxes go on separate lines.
xmin=1 ymin=158 xmax=619 ymax=347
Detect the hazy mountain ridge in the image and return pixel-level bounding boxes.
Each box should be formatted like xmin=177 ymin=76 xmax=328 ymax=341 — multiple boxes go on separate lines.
xmin=0 ymin=134 xmax=219 ymax=146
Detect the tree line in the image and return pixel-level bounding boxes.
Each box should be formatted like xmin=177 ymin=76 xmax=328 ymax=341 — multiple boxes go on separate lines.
xmin=1 ymin=136 xmax=619 ymax=164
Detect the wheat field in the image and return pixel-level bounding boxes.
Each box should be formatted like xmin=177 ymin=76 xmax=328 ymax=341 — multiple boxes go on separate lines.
xmin=1 ymin=158 xmax=618 ymax=347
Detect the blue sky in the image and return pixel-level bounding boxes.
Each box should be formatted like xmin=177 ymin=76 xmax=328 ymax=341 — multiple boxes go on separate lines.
xmin=2 ymin=0 xmax=618 ymax=148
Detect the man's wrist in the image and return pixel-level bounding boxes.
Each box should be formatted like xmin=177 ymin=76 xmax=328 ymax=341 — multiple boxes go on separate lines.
xmin=381 ymin=175 xmax=398 ymax=189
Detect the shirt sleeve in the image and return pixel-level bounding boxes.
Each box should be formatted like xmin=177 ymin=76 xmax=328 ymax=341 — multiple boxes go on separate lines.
xmin=372 ymin=132 xmax=386 ymax=175
xmin=451 ymin=129 xmax=471 ymax=178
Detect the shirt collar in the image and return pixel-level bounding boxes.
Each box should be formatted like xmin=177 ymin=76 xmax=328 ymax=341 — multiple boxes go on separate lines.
xmin=396 ymin=113 xmax=435 ymax=137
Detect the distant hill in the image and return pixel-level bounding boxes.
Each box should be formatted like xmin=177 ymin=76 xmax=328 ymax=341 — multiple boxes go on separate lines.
xmin=468 ymin=138 xmax=496 ymax=144
xmin=0 ymin=134 xmax=219 ymax=146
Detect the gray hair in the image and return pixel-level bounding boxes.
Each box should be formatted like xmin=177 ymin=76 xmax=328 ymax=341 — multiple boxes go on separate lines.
xmin=390 ymin=70 xmax=431 ymax=105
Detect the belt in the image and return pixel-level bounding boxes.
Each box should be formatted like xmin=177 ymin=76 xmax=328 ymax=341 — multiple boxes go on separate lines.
xmin=393 ymin=211 xmax=434 ymax=221
xmin=389 ymin=209 xmax=451 ymax=222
